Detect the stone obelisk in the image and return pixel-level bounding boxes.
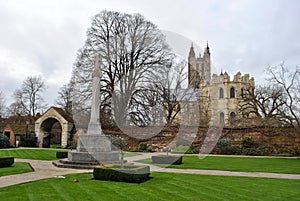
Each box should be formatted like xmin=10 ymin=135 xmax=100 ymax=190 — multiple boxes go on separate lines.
xmin=53 ymin=55 xmax=119 ymax=169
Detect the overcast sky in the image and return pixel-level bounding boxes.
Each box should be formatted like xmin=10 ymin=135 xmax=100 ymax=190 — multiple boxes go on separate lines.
xmin=0 ymin=0 xmax=299 ymax=108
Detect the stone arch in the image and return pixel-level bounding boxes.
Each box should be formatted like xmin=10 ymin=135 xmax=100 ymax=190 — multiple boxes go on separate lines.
xmin=35 ymin=107 xmax=74 ymax=148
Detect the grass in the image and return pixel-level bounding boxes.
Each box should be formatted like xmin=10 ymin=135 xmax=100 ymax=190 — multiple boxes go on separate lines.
xmin=0 ymin=149 xmax=139 ymax=161
xmin=0 ymin=162 xmax=33 ymax=177
xmin=123 ymin=152 xmax=140 ymax=158
xmin=0 ymin=172 xmax=299 ymax=201
xmin=0 ymin=149 xmax=59 ymax=160
xmin=138 ymin=155 xmax=300 ymax=174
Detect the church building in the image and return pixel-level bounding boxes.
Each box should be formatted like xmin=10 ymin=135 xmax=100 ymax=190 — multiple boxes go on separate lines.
xmin=187 ymin=43 xmax=255 ymax=127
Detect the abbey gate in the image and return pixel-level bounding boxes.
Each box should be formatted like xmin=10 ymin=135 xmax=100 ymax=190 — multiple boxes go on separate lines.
xmin=35 ymin=107 xmax=75 ymax=148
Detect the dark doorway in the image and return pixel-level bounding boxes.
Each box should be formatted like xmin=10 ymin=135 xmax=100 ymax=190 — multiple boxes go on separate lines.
xmin=41 ymin=118 xmax=62 ymax=148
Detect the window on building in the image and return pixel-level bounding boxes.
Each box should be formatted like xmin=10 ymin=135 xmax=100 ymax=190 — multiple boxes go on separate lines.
xmin=230 ymin=112 xmax=236 ymax=119
xmin=230 ymin=87 xmax=235 ymax=98
xmin=220 ymin=112 xmax=224 ymax=124
xmin=219 ymin=88 xmax=224 ymax=99
xmin=241 ymin=88 xmax=244 ymax=97
xmin=230 ymin=112 xmax=236 ymax=125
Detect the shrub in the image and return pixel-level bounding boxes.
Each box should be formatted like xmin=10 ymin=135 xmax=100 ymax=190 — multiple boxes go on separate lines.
xmin=93 ymin=164 xmax=150 ymax=183
xmin=56 ymin=151 xmax=69 ymax=159
xmin=152 ymin=155 xmax=183 ymax=165
xmin=139 ymin=143 xmax=148 ymax=152
xmin=171 ymin=145 xmax=195 ymax=154
xmin=241 ymin=136 xmax=254 ymax=149
xmin=0 ymin=135 xmax=11 ymax=148
xmin=216 ymin=139 xmax=240 ymax=155
xmin=0 ymin=156 xmax=14 ymax=168
xmin=22 ymin=135 xmax=38 ymax=147
xmin=242 ymin=147 xmax=263 ymax=156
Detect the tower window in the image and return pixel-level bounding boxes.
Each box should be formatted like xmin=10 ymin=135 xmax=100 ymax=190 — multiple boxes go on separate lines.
xmin=220 ymin=112 xmax=224 ymax=124
xmin=219 ymin=88 xmax=224 ymax=99
xmin=230 ymin=87 xmax=235 ymax=98
xmin=230 ymin=112 xmax=236 ymax=125
xmin=230 ymin=112 xmax=236 ymax=119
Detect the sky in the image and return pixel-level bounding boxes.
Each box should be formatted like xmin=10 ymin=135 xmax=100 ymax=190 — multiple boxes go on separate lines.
xmin=0 ymin=0 xmax=300 ymax=108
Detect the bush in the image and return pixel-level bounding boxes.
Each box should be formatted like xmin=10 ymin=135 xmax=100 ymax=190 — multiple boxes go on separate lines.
xmin=152 ymin=155 xmax=183 ymax=165
xmin=0 ymin=135 xmax=11 ymax=148
xmin=22 ymin=135 xmax=38 ymax=147
xmin=216 ymin=139 xmax=240 ymax=155
xmin=93 ymin=164 xmax=150 ymax=183
xmin=242 ymin=147 xmax=263 ymax=156
xmin=56 ymin=151 xmax=69 ymax=159
xmin=139 ymin=143 xmax=148 ymax=152
xmin=241 ymin=136 xmax=254 ymax=149
xmin=0 ymin=156 xmax=14 ymax=168
xmin=171 ymin=145 xmax=195 ymax=154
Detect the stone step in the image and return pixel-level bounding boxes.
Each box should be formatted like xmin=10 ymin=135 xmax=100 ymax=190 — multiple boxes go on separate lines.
xmin=52 ymin=159 xmax=127 ymax=169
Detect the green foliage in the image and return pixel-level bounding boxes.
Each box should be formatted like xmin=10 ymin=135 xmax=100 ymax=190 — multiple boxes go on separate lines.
xmin=138 ymin=143 xmax=148 ymax=152
xmin=93 ymin=164 xmax=150 ymax=183
xmin=0 ymin=135 xmax=11 ymax=148
xmin=216 ymin=139 xmax=240 ymax=155
xmin=241 ymin=136 xmax=255 ymax=149
xmin=21 ymin=135 xmax=38 ymax=147
xmin=171 ymin=145 xmax=195 ymax=154
xmin=50 ymin=144 xmax=61 ymax=149
xmin=56 ymin=151 xmax=69 ymax=159
xmin=0 ymin=156 xmax=14 ymax=167
xmin=242 ymin=148 xmax=263 ymax=156
xmin=151 ymin=155 xmax=183 ymax=164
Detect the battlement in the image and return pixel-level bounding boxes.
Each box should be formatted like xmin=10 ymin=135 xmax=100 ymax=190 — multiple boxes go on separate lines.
xmin=211 ymin=71 xmax=255 ymax=86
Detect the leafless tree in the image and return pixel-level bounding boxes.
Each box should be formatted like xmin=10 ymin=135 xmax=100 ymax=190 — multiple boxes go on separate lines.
xmin=9 ymin=76 xmax=47 ymax=117
xmin=56 ymin=81 xmax=74 ymax=116
xmin=72 ymin=10 xmax=173 ymax=127
xmin=153 ymin=59 xmax=199 ymax=126
xmin=267 ymin=63 xmax=300 ymax=132
xmin=238 ymin=63 xmax=300 ymax=134
xmin=0 ymin=91 xmax=6 ymax=117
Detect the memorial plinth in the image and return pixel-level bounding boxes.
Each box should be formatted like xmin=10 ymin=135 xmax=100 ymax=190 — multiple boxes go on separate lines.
xmin=53 ymin=55 xmax=120 ymax=169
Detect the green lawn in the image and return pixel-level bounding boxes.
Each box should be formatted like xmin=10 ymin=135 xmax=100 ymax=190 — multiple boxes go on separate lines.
xmin=138 ymin=156 xmax=300 ymax=174
xmin=0 ymin=162 xmax=33 ymax=177
xmin=0 ymin=149 xmax=59 ymax=160
xmin=0 ymin=172 xmax=299 ymax=201
xmin=123 ymin=152 xmax=140 ymax=158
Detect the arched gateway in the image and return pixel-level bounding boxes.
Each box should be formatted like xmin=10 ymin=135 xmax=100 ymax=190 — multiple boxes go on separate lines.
xmin=35 ymin=107 xmax=75 ymax=148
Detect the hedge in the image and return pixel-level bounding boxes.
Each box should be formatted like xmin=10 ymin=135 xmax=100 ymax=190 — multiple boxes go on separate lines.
xmin=56 ymin=151 xmax=69 ymax=159
xmin=152 ymin=155 xmax=183 ymax=165
xmin=93 ymin=164 xmax=150 ymax=183
xmin=0 ymin=156 xmax=14 ymax=168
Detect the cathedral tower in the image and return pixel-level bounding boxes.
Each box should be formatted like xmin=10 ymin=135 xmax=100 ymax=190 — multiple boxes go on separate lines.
xmin=188 ymin=42 xmax=211 ymax=88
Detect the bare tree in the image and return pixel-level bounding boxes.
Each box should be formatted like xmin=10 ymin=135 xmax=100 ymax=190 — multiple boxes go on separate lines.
xmin=9 ymin=76 xmax=47 ymax=117
xmin=267 ymin=63 xmax=300 ymax=132
xmin=72 ymin=10 xmax=173 ymax=127
xmin=0 ymin=91 xmax=6 ymax=117
xmin=238 ymin=63 xmax=300 ymax=134
xmin=153 ymin=60 xmax=199 ymax=126
xmin=56 ymin=81 xmax=74 ymax=116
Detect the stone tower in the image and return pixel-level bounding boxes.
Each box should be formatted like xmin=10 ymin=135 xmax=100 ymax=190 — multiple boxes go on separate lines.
xmin=188 ymin=42 xmax=211 ymax=88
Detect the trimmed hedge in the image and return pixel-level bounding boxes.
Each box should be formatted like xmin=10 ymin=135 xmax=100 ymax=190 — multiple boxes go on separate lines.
xmin=0 ymin=156 xmax=14 ymax=168
xmin=152 ymin=155 xmax=183 ymax=165
xmin=93 ymin=164 xmax=150 ymax=183
xmin=56 ymin=151 xmax=69 ymax=159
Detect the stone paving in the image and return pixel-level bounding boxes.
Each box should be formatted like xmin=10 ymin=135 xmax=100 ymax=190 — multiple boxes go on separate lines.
xmin=1 ymin=153 xmax=300 ymax=189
